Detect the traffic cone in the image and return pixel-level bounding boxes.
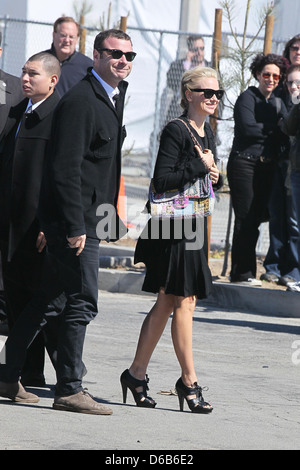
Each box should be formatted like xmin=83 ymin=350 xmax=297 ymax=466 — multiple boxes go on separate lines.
xmin=117 ymin=176 xmax=134 ymax=228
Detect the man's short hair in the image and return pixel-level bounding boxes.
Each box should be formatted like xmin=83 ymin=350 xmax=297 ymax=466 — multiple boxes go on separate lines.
xmin=53 ymin=16 xmax=80 ymax=36
xmin=94 ymin=29 xmax=132 ymax=51
xmin=26 ymin=52 xmax=61 ymax=78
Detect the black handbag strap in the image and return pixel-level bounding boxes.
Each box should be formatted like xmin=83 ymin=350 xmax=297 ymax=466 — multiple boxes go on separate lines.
xmin=172 ymin=118 xmax=204 ymax=150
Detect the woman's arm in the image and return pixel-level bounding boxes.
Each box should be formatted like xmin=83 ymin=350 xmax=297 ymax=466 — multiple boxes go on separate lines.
xmin=153 ymin=121 xmax=210 ymax=193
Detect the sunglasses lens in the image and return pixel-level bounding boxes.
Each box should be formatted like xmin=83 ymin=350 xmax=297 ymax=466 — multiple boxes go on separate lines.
xmin=111 ymin=50 xmax=123 ymax=59
xmin=203 ymin=90 xmax=213 ymax=99
xmin=125 ymin=52 xmax=136 ymax=62
xmin=262 ymin=73 xmax=280 ymax=81
xmin=216 ymin=90 xmax=224 ymax=99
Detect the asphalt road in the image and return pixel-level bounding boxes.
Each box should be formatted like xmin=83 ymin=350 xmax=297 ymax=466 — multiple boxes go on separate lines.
xmin=0 ymin=290 xmax=300 ymax=452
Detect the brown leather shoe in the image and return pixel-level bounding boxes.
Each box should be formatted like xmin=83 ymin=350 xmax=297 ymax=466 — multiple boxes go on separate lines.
xmin=53 ymin=390 xmax=113 ymax=415
xmin=0 ymin=381 xmax=39 ymax=403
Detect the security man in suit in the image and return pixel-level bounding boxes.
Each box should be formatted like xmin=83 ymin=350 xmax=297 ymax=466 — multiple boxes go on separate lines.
xmin=0 ymin=31 xmax=23 ymax=330
xmin=0 ymin=51 xmax=62 ymax=403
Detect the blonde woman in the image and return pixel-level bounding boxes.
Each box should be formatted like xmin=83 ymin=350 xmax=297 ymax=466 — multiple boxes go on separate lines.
xmin=121 ymin=66 xmax=223 ymax=413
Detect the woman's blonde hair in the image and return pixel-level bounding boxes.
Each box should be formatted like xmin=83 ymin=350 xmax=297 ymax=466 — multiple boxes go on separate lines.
xmin=180 ymin=66 xmax=219 ymax=111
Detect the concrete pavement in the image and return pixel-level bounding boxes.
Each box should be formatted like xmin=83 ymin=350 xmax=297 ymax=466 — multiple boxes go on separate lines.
xmin=99 ymin=243 xmax=300 ymax=319
xmin=0 ymin=289 xmax=300 ymax=451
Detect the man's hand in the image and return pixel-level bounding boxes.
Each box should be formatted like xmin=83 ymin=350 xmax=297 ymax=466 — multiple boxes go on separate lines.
xmin=36 ymin=231 xmax=47 ymax=253
xmin=67 ymin=234 xmax=86 ymax=256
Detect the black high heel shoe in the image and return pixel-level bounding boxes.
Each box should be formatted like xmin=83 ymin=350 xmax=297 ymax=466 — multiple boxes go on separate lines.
xmin=120 ymin=369 xmax=157 ymax=408
xmin=175 ymin=377 xmax=213 ymax=413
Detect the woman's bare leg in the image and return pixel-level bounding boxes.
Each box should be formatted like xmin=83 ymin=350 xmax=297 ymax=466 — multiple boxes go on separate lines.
xmin=129 ymin=288 xmax=174 ymax=380
xmin=171 ymin=295 xmax=198 ymax=386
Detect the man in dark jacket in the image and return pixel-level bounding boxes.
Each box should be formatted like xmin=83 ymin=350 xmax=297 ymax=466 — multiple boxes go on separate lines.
xmin=45 ymin=16 xmax=93 ymax=96
xmin=0 ymin=51 xmax=61 ymax=403
xmin=0 ymin=32 xmax=23 ymax=133
xmin=0 ymin=31 xmax=23 ymax=330
xmin=0 ymin=29 xmax=136 ymax=414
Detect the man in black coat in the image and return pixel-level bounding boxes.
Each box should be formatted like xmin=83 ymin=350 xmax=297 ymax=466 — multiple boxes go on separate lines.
xmin=0 ymin=32 xmax=23 ymax=134
xmin=0 ymin=51 xmax=61 ymax=403
xmin=0 ymin=29 xmax=136 ymax=414
xmin=0 ymin=31 xmax=23 ymax=330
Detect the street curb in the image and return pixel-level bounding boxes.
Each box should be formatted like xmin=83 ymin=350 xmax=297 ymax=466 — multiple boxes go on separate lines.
xmin=98 ymin=268 xmax=300 ymax=318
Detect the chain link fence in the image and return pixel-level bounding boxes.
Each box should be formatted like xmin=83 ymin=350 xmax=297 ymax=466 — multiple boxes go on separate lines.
xmin=0 ymin=16 xmax=289 ymax=260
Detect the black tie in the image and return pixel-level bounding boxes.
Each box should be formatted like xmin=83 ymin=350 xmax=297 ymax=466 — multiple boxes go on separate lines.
xmin=15 ymin=106 xmax=32 ymax=137
xmin=113 ymin=94 xmax=119 ymax=108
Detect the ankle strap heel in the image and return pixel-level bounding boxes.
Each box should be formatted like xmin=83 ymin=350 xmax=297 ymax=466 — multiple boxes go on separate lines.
xmin=175 ymin=377 xmax=213 ymax=414
xmin=120 ymin=369 xmax=156 ymax=408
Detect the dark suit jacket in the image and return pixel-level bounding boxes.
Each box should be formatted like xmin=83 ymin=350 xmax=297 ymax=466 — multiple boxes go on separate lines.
xmin=45 ymin=45 xmax=93 ymax=96
xmin=40 ymin=69 xmax=128 ymax=241
xmin=0 ymin=69 xmax=23 ymax=135
xmin=0 ymin=90 xmax=60 ymax=260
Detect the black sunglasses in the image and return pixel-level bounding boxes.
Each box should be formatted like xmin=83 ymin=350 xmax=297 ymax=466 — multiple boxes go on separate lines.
xmin=190 ymin=88 xmax=224 ymax=100
xmin=98 ymin=48 xmax=137 ymax=62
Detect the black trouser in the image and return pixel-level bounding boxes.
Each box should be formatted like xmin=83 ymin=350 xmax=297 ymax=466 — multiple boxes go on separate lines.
xmin=0 ymin=229 xmax=63 ymax=380
xmin=0 ymin=235 xmax=99 ymax=397
xmin=227 ymin=153 xmax=275 ymax=281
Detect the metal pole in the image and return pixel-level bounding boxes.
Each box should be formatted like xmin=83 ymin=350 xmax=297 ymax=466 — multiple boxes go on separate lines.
xmin=120 ymin=16 xmax=127 ymax=32
xmin=263 ymin=15 xmax=274 ymax=54
xmin=1 ymin=15 xmax=9 ymax=70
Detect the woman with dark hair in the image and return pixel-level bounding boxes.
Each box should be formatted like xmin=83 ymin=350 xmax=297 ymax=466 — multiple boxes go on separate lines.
xmin=227 ymin=53 xmax=288 ymax=285
xmin=283 ymin=35 xmax=300 ymax=66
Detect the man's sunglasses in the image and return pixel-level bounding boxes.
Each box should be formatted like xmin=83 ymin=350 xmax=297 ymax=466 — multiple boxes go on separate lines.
xmin=190 ymin=88 xmax=224 ymax=100
xmin=98 ymin=48 xmax=137 ymax=62
xmin=261 ymin=72 xmax=280 ymax=81
xmin=290 ymin=46 xmax=300 ymax=52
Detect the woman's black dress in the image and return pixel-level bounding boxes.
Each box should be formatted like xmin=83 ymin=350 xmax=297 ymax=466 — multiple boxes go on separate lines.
xmin=134 ymin=116 xmax=221 ymax=299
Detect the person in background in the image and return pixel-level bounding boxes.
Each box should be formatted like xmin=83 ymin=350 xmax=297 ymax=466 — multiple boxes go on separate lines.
xmin=159 ymin=35 xmax=209 ymax=130
xmin=46 ymin=16 xmax=93 ymax=96
xmin=227 ymin=53 xmax=287 ymax=286
xmin=261 ymin=36 xmax=300 ymax=287
xmin=0 ymin=31 xmax=24 ymax=333
xmin=280 ymin=63 xmax=300 ymax=292
xmin=121 ymin=66 xmax=223 ymax=414
xmin=0 ymin=52 xmax=61 ymax=403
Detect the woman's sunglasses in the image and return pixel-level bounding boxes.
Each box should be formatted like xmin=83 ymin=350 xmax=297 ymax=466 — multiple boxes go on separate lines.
xmin=190 ymin=88 xmax=224 ymax=100
xmin=287 ymin=79 xmax=300 ymax=87
xmin=98 ymin=48 xmax=137 ymax=62
xmin=261 ymin=72 xmax=280 ymax=81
